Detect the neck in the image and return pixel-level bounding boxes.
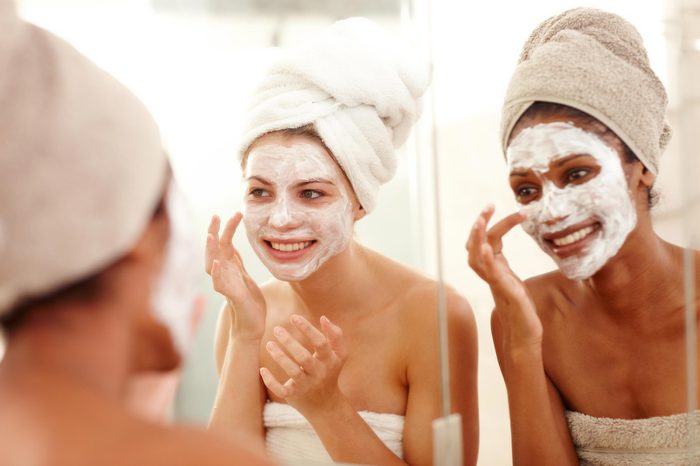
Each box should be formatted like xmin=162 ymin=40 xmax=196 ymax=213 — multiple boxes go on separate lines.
xmin=1 ymin=300 xmax=132 ymax=400
xmin=583 ymin=218 xmax=684 ymax=319
xmin=288 ymin=241 xmax=377 ymax=320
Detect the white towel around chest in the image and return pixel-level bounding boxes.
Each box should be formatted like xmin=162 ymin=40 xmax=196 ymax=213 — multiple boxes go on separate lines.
xmin=263 ymin=401 xmax=405 ymax=463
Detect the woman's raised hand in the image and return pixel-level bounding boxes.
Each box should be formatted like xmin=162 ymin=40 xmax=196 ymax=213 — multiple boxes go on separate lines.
xmin=205 ymin=213 xmax=266 ymax=341
xmin=259 ymin=315 xmax=347 ymax=418
xmin=466 ymin=204 xmax=543 ymax=349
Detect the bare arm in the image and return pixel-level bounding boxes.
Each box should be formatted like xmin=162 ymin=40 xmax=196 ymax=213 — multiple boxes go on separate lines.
xmin=467 ymin=205 xmax=578 ymax=466
xmin=402 ymin=291 xmax=479 ymax=466
xmin=492 ymin=312 xmax=578 ymax=465
xmin=447 ymin=293 xmax=479 ymax=466
xmin=209 ymin=303 xmax=267 ymax=444
xmin=204 ymin=214 xmax=267 ymax=448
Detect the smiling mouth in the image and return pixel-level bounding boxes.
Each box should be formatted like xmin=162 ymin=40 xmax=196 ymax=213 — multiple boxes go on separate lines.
xmin=543 ymin=222 xmax=600 ymax=256
xmin=267 ymin=240 xmax=315 ymax=252
xmin=551 ymin=225 xmax=596 ymax=247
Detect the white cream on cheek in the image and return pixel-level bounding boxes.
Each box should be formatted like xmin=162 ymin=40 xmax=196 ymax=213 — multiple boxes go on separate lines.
xmin=242 ymin=142 xmax=355 ymax=281
xmin=506 ymin=122 xmax=637 ymax=279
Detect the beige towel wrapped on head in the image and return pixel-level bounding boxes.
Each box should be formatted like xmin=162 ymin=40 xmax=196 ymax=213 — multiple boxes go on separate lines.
xmin=239 ymin=17 xmax=429 ymax=213
xmin=0 ymin=2 xmax=166 ymax=316
xmin=501 ymin=7 xmax=671 ymax=174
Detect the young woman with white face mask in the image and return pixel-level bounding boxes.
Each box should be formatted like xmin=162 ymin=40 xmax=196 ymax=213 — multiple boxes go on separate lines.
xmin=206 ymin=18 xmax=479 ymax=466
xmin=467 ymin=8 xmax=700 ymax=466
xmin=0 ymin=5 xmax=270 ymax=464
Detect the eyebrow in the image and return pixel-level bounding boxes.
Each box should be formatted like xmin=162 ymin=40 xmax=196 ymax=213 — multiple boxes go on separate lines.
xmin=246 ymin=176 xmax=335 ymax=187
xmin=246 ymin=175 xmax=272 ymax=184
xmin=297 ymin=178 xmax=334 ymax=186
xmin=553 ymin=153 xmax=590 ymax=167
xmin=509 ymin=153 xmax=593 ymax=177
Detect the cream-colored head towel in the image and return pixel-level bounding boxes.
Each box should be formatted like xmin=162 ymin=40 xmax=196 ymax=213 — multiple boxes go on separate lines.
xmin=501 ymin=7 xmax=671 ymax=174
xmin=0 ymin=3 xmax=166 ymax=316
xmin=239 ymin=17 xmax=429 ymax=213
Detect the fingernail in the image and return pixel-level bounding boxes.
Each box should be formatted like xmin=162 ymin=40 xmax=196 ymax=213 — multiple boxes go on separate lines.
xmin=273 ymin=326 xmax=285 ymax=337
xmin=291 ymin=315 xmax=302 ymax=325
xmin=266 ymin=341 xmax=275 ymax=351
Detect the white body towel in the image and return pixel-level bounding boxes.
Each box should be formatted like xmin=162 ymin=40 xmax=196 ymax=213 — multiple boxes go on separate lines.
xmin=566 ymin=410 xmax=700 ymax=465
xmin=263 ymin=401 xmax=405 ymax=463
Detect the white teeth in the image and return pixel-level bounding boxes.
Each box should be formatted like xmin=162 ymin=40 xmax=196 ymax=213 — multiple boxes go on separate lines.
xmin=552 ymin=226 xmax=595 ymax=247
xmin=270 ymin=241 xmax=312 ymax=252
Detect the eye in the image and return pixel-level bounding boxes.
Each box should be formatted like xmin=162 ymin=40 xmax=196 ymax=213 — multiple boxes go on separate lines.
xmin=249 ymin=187 xmax=271 ymax=198
xmin=300 ymin=189 xmax=323 ymax=200
xmin=514 ymin=185 xmax=539 ymax=203
xmin=565 ymin=168 xmax=593 ymax=184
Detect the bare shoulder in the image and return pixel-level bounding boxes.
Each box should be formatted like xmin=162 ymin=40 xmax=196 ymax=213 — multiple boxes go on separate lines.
xmin=126 ymin=423 xmax=273 ymax=466
xmin=76 ymin=420 xmax=275 ymax=466
xmin=377 ymin=258 xmax=475 ymax=338
xmin=258 ymin=278 xmax=296 ymax=315
xmin=521 ymin=269 xmax=577 ymax=319
xmin=0 ymin=385 xmax=274 ymax=466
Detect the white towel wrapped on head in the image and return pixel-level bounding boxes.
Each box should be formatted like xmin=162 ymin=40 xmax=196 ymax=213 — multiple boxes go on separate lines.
xmin=239 ymin=17 xmax=430 ymax=213
xmin=0 ymin=1 xmax=166 ymax=317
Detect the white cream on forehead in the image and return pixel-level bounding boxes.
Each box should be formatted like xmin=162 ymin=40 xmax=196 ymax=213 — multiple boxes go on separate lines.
xmin=242 ymin=141 xmax=354 ymax=282
xmin=506 ymin=122 xmax=637 ymax=280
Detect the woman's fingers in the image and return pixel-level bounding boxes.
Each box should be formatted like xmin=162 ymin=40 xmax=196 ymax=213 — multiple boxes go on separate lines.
xmin=259 ymin=367 xmax=290 ymax=399
xmin=205 ymin=233 xmax=218 ymax=274
xmin=205 ymin=215 xmax=222 ymax=274
xmin=219 ymin=213 xmax=242 ymax=257
xmin=467 ymin=208 xmax=491 ymax=272
xmin=266 ymin=341 xmax=306 ymax=379
xmin=320 ymin=316 xmax=347 ymax=361
xmin=467 ymin=206 xmax=525 ymax=275
xmin=480 ymin=242 xmax=497 ymax=274
xmin=211 ymin=259 xmax=246 ymax=299
xmin=270 ymin=328 xmax=317 ymax=375
xmin=208 ymin=214 xmax=221 ymax=240
xmin=481 ymin=203 xmax=496 ymax=224
xmin=486 ymin=211 xmax=526 ymax=247
xmin=290 ymin=315 xmax=333 ymax=360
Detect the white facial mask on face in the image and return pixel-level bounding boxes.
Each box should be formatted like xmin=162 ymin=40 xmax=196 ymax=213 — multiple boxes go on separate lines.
xmin=242 ymin=142 xmax=355 ymax=281
xmin=151 ymin=182 xmax=200 ymax=355
xmin=507 ymin=122 xmax=637 ymax=280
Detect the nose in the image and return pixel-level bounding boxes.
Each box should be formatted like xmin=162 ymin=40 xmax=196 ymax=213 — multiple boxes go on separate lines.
xmin=539 ymin=184 xmax=572 ymax=225
xmin=268 ymin=196 xmax=302 ymax=230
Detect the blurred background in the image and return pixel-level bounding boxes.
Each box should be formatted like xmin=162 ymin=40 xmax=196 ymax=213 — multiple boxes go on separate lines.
xmin=5 ymin=0 xmax=700 ymax=464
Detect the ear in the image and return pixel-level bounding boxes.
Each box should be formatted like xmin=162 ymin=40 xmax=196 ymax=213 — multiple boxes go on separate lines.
xmin=639 ymin=164 xmax=656 ymax=188
xmin=626 ymin=159 xmax=655 ymax=191
xmin=124 ymin=207 xmax=169 ymax=270
xmin=353 ymin=204 xmax=366 ymax=222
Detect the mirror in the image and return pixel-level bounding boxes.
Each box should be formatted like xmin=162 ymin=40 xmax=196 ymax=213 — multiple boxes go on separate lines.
xmin=673 ymin=0 xmax=700 ymax=452
xmin=8 ymin=0 xmax=697 ymax=464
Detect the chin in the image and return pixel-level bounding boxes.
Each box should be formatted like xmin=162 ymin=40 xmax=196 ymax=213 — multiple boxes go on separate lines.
xmin=265 ymin=257 xmax=322 ymax=282
xmin=131 ymin=324 xmax=182 ymax=373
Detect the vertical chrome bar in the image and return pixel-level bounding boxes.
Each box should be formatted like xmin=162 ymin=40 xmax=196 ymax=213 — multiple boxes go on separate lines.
xmin=422 ymin=0 xmax=451 ymax=418
xmin=676 ymin=0 xmax=700 ymax=458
